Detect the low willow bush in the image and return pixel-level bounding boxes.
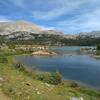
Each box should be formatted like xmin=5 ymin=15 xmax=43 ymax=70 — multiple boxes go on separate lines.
xmin=14 ymin=62 xmax=26 ymax=71
xmin=70 ymin=81 xmax=79 ymax=88
xmin=34 ymin=72 xmax=62 ymax=85
xmin=95 ymin=50 xmax=100 ymax=55
xmin=14 ymin=62 xmax=62 ymax=85
xmin=0 ymin=57 xmax=8 ymax=63
xmin=97 ymin=44 xmax=100 ymax=50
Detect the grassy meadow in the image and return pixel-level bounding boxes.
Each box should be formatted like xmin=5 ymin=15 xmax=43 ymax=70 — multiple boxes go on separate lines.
xmin=0 ymin=50 xmax=100 ymax=100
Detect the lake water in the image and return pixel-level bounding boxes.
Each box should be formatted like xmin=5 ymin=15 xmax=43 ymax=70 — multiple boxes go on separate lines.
xmin=15 ymin=46 xmax=100 ymax=89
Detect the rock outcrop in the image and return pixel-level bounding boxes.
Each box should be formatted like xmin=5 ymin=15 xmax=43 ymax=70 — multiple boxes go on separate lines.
xmin=32 ymin=50 xmax=57 ymax=56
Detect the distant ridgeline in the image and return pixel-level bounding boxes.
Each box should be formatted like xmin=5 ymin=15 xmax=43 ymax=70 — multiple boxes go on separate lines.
xmin=0 ymin=21 xmax=100 ymax=46
xmin=0 ymin=31 xmax=100 ymax=46
xmin=0 ymin=31 xmax=67 ymax=46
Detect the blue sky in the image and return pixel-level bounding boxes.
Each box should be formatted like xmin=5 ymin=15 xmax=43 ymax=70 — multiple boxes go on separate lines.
xmin=0 ymin=0 xmax=100 ymax=34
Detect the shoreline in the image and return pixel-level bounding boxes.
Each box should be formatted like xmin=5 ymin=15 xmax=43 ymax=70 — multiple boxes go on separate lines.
xmin=0 ymin=54 xmax=100 ymax=100
xmin=14 ymin=54 xmax=100 ymax=91
xmin=1 ymin=46 xmax=100 ymax=99
xmin=32 ymin=50 xmax=57 ymax=56
xmin=94 ymin=55 xmax=100 ymax=59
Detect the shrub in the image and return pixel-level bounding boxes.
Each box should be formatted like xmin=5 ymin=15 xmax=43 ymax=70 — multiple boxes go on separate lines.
xmin=97 ymin=44 xmax=100 ymax=50
xmin=14 ymin=62 xmax=25 ymax=71
xmin=0 ymin=57 xmax=8 ymax=63
xmin=95 ymin=50 xmax=100 ymax=55
xmin=14 ymin=62 xmax=62 ymax=85
xmin=35 ymin=72 xmax=62 ymax=85
xmin=49 ymin=72 xmax=62 ymax=85
xmin=70 ymin=82 xmax=79 ymax=88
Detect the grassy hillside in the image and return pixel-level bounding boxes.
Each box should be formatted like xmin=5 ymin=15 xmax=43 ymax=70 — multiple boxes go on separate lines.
xmin=0 ymin=52 xmax=100 ymax=100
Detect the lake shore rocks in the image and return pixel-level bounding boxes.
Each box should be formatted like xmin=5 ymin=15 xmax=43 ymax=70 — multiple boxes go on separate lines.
xmin=32 ymin=50 xmax=57 ymax=56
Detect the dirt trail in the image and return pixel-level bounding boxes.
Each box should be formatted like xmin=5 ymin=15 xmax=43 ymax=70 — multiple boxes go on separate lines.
xmin=0 ymin=89 xmax=10 ymax=100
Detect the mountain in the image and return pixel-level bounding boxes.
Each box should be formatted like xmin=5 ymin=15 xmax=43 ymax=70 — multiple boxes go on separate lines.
xmin=79 ymin=31 xmax=100 ymax=38
xmin=0 ymin=20 xmax=66 ymax=37
xmin=0 ymin=20 xmax=42 ymax=35
xmin=41 ymin=30 xmax=64 ymax=36
xmin=1 ymin=20 xmax=100 ymax=46
xmin=1 ymin=20 xmax=100 ymax=39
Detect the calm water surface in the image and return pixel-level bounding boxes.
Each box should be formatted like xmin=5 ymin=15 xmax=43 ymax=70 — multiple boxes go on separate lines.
xmin=15 ymin=46 xmax=100 ymax=89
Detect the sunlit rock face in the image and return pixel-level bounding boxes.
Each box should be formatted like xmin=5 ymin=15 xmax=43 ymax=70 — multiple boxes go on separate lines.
xmin=0 ymin=20 xmax=43 ymax=35
xmin=79 ymin=31 xmax=100 ymax=38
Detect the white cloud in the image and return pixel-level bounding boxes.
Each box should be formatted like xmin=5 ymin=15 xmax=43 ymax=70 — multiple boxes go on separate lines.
xmin=39 ymin=25 xmax=55 ymax=30
xmin=1 ymin=0 xmax=100 ymax=34
xmin=33 ymin=0 xmax=87 ymax=20
xmin=54 ymin=8 xmax=100 ymax=33
xmin=31 ymin=0 xmax=100 ymax=33
xmin=0 ymin=16 xmax=11 ymax=22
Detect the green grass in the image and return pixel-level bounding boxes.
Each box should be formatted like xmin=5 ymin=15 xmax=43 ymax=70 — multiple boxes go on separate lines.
xmin=0 ymin=53 xmax=100 ymax=100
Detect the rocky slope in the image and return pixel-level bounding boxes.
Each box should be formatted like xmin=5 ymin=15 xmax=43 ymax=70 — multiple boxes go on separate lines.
xmin=0 ymin=20 xmax=78 ymax=40
xmin=0 ymin=20 xmax=42 ymax=35
xmin=0 ymin=20 xmax=100 ymax=46
xmin=79 ymin=31 xmax=100 ymax=38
